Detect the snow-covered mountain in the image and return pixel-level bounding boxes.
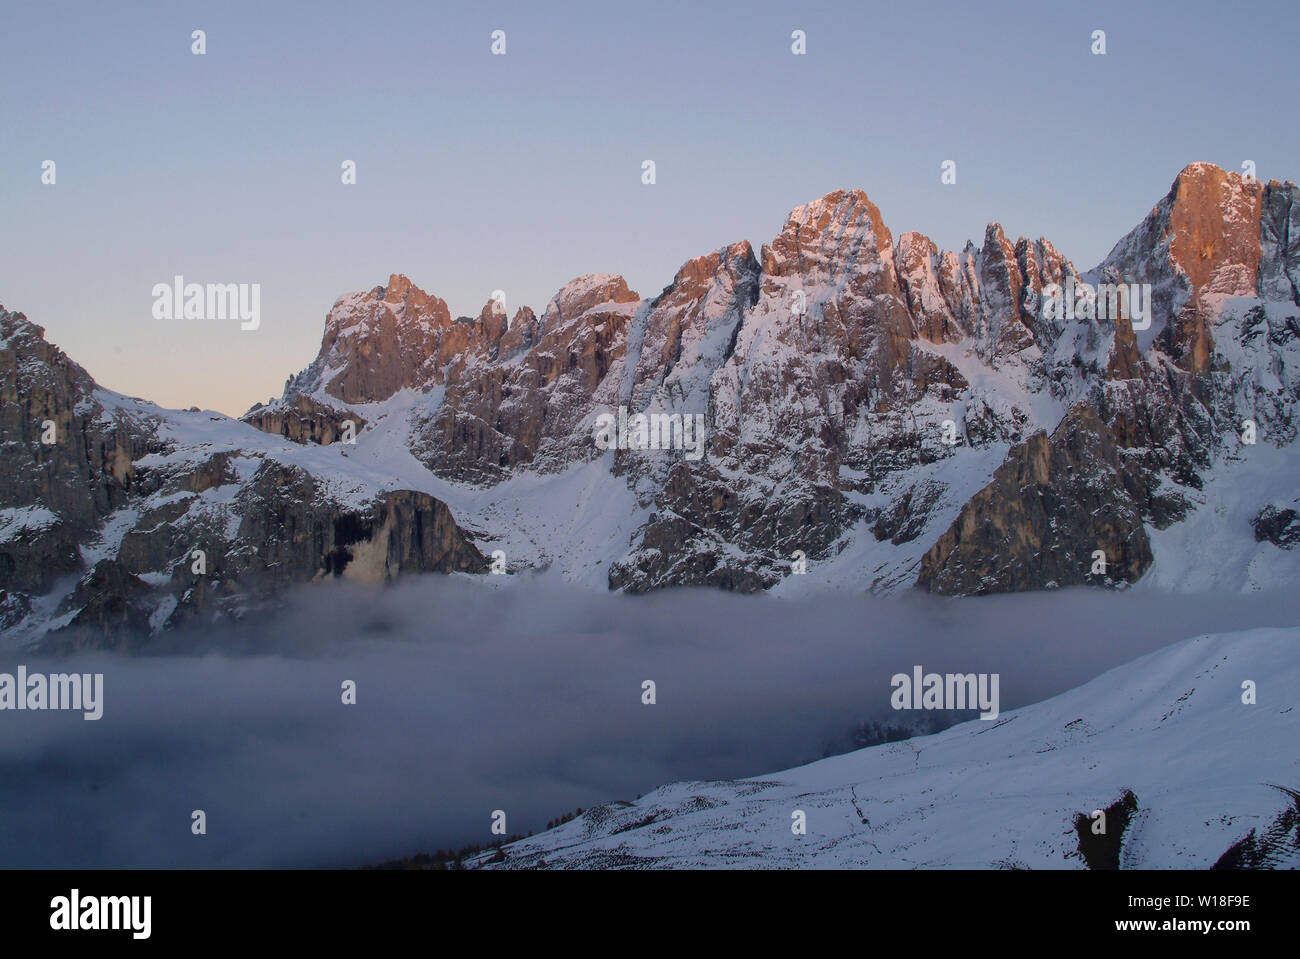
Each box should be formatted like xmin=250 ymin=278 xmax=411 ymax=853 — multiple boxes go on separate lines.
xmin=465 ymin=626 xmax=1300 ymax=869
xmin=2 ymin=162 xmax=1299 ymax=646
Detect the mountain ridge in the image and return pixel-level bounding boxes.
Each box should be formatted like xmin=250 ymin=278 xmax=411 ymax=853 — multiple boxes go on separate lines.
xmin=3 ymin=162 xmax=1299 ymax=646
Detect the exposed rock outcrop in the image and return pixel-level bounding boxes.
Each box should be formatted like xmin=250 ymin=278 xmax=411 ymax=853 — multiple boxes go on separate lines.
xmin=917 ymin=405 xmax=1153 ymax=594
xmin=0 ymin=307 xmax=488 ymax=650
xmin=1253 ymin=503 xmax=1300 ymax=549
xmin=242 ymin=394 xmax=364 ymax=446
xmin=47 ymin=559 xmax=154 ymax=652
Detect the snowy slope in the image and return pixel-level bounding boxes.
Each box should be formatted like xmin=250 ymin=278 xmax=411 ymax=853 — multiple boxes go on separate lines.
xmin=1143 ymin=439 xmax=1300 ymax=593
xmin=473 ymin=627 xmax=1300 ymax=869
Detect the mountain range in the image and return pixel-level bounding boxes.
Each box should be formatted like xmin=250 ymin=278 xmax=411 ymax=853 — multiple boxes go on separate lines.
xmin=2 ymin=161 xmax=1299 ymax=648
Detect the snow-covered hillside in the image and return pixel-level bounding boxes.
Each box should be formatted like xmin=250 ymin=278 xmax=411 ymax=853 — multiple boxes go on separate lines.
xmin=471 ymin=627 xmax=1300 ymax=869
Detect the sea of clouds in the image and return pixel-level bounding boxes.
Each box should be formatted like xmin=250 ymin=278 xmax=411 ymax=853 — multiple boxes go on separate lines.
xmin=1 ymin=576 xmax=1296 ymax=867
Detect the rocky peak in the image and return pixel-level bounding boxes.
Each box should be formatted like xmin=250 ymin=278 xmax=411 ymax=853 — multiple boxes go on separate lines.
xmin=760 ymin=189 xmax=895 ymax=281
xmin=629 ymin=241 xmax=760 ymax=415
xmin=497 ymin=305 xmax=539 ymax=358
xmin=0 ymin=307 xmax=147 ymax=532
xmin=1166 ymin=162 xmax=1262 ymax=304
xmin=1095 ymin=162 xmax=1266 ymax=374
xmin=310 ymin=275 xmax=453 ymax=403
xmin=540 ymin=273 xmax=639 ymax=334
xmin=474 ymin=297 xmax=509 ymax=350
xmin=976 ymin=222 xmax=1035 ymax=359
xmin=894 ymin=231 xmax=963 ymax=344
xmin=404 ymin=273 xmax=641 ymax=482
xmin=439 ymin=298 xmax=516 ymax=378
xmin=666 ymin=240 xmax=757 ymax=294
xmin=0 ymin=309 xmax=97 ymax=404
xmin=378 ymin=272 xmax=441 ymax=310
xmin=527 ymin=274 xmax=638 ymax=396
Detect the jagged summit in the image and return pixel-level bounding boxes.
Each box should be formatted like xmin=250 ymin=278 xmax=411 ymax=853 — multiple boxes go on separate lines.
xmin=4 ymin=162 xmax=1300 ymax=645
xmin=235 ymin=161 xmax=1300 ymax=593
xmin=541 ymin=273 xmax=639 ymax=330
xmin=293 ymin=162 xmax=1290 ymax=407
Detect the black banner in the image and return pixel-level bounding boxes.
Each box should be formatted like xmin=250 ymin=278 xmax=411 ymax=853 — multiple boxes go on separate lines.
xmin=1 ymin=868 xmax=1287 ymax=946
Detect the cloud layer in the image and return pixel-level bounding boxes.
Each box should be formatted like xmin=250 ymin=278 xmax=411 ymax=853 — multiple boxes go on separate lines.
xmin=1 ymin=576 xmax=1296 ymax=867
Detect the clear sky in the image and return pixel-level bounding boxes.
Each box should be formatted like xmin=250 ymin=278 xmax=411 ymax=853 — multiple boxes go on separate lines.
xmin=3 ymin=0 xmax=1297 ymax=416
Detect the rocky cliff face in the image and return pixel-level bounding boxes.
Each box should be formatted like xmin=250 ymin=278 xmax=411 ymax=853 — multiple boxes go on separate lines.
xmin=917 ymin=404 xmax=1153 ymax=594
xmin=0 ymin=308 xmax=487 ymax=649
xmin=0 ymin=311 xmax=151 ymax=628
xmin=248 ymin=163 xmax=1296 ymax=598
xmin=4 ymin=162 xmax=1299 ymax=647
xmin=411 ymin=273 xmax=641 ymax=482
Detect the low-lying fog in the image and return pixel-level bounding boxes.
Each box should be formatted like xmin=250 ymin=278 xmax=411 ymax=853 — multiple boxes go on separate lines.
xmin=2 ymin=577 xmax=1296 ymax=867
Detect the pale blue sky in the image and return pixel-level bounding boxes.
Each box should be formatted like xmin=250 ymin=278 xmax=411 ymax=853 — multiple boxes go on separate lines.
xmin=3 ymin=0 xmax=1296 ymax=415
